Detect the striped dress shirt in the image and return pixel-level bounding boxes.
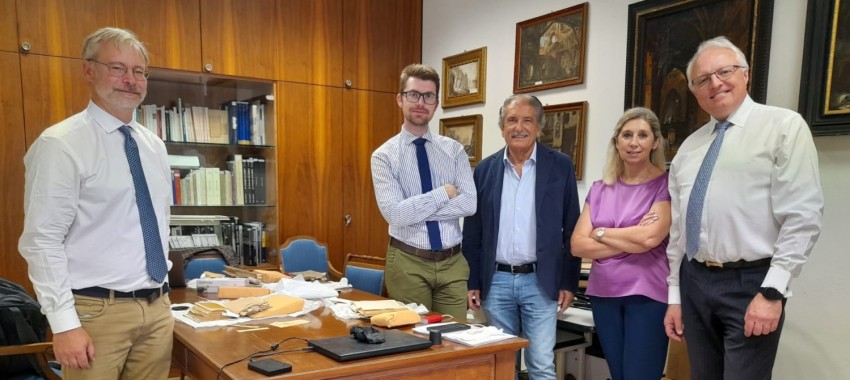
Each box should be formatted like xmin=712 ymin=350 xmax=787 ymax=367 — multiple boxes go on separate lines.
xmin=371 ymin=127 xmax=476 ymax=250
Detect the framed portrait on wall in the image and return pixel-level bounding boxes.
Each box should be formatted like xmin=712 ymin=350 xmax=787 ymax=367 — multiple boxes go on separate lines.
xmin=442 ymin=47 xmax=487 ymax=108
xmin=624 ymin=0 xmax=774 ymax=161
xmin=799 ymin=0 xmax=850 ymax=135
xmin=540 ymin=101 xmax=587 ymax=180
xmin=513 ymin=3 xmax=588 ymax=93
xmin=440 ymin=114 xmax=483 ymax=166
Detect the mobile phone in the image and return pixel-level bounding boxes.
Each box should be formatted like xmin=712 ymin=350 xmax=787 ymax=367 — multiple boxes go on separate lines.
xmin=426 ymin=323 xmax=471 ymax=334
xmin=248 ymin=359 xmax=292 ymax=376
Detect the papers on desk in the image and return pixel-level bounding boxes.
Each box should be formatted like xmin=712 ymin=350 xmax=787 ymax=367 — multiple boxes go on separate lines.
xmin=172 ymin=298 xmax=322 ymax=329
xmin=412 ymin=323 xmax=516 ymax=347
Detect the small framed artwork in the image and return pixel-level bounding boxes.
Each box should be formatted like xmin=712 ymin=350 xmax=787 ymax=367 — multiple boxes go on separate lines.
xmin=624 ymin=0 xmax=773 ymax=160
xmin=514 ymin=3 xmax=588 ymax=94
xmin=799 ymin=0 xmax=850 ymax=135
xmin=440 ymin=115 xmax=483 ymax=166
xmin=540 ymin=101 xmax=587 ymax=180
xmin=442 ymin=47 xmax=487 ymax=108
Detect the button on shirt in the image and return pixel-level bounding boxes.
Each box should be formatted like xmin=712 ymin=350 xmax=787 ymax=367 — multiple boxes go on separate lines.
xmin=371 ymin=128 xmax=476 ymax=249
xmin=19 ymin=101 xmax=172 ymax=333
xmin=667 ymin=96 xmax=823 ymax=303
xmin=496 ymin=146 xmax=537 ymax=265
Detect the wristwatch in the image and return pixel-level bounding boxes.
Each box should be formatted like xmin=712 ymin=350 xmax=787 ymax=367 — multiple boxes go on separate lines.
xmin=594 ymin=228 xmax=606 ymax=242
xmin=758 ymin=287 xmax=784 ymax=301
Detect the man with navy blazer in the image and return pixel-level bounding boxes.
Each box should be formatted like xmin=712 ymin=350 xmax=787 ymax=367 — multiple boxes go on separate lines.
xmin=463 ymin=94 xmax=581 ymax=380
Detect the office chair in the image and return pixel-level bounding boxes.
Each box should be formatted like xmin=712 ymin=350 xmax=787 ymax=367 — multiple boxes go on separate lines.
xmin=279 ymin=236 xmax=329 ymax=273
xmin=328 ymin=253 xmax=386 ymax=296
xmin=0 ymin=342 xmax=61 ymax=380
xmin=183 ymin=253 xmax=228 ymax=281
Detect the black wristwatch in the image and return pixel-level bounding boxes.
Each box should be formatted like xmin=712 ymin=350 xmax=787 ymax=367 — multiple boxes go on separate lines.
xmin=758 ymin=287 xmax=784 ymax=301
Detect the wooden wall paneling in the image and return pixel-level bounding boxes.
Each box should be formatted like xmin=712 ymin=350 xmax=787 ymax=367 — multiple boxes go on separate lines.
xmin=277 ymin=82 xmax=345 ymax=264
xmin=279 ymin=0 xmax=344 ymax=87
xmin=0 ymin=52 xmax=31 ymax=293
xmin=20 ymin=55 xmax=89 ymax=147
xmin=1 ymin=0 xmax=18 ymax=52
xmin=200 ymin=0 xmax=279 ymax=80
xmin=342 ymin=0 xmax=422 ymax=92
xmin=16 ymin=0 xmax=201 ymax=71
xmin=341 ymin=90 xmax=399 ymax=259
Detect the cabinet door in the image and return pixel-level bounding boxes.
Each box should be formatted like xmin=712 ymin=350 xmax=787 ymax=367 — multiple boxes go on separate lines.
xmin=342 ymin=0 xmax=422 ymax=92
xmin=20 ymin=54 xmax=89 ymax=147
xmin=341 ymin=90 xmax=399 ymax=260
xmin=277 ymin=82 xmax=345 ymax=257
xmin=200 ymin=0 xmax=280 ymax=80
xmin=279 ymin=0 xmax=344 ymax=87
xmin=1 ymin=0 xmax=17 ymax=52
xmin=16 ymin=0 xmax=201 ymax=71
xmin=0 ymin=52 xmax=31 ymax=293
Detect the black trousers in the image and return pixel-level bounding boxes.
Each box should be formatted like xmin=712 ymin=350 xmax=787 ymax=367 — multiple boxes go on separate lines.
xmin=680 ymin=258 xmax=785 ymax=380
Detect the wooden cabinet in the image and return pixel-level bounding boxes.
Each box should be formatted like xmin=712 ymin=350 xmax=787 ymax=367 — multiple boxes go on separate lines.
xmin=0 ymin=52 xmax=29 ymax=293
xmin=0 ymin=0 xmax=16 ymax=52
xmin=279 ymin=0 xmax=344 ymax=86
xmin=20 ymin=55 xmax=89 ymax=147
xmin=199 ymin=0 xmax=279 ymax=80
xmin=277 ymin=82 xmax=400 ymax=268
xmin=15 ymin=0 xmax=201 ymax=71
xmin=343 ymin=0 xmax=422 ymax=92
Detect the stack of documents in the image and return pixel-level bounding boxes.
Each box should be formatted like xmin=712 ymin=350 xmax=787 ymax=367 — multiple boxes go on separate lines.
xmin=351 ymin=300 xmax=408 ymax=317
xmin=412 ymin=323 xmax=516 ymax=347
xmin=186 ymin=302 xmax=229 ymax=322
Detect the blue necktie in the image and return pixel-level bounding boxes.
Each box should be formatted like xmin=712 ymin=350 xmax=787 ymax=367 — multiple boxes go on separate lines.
xmin=413 ymin=138 xmax=442 ymax=250
xmin=685 ymin=121 xmax=731 ymax=260
xmin=120 ymin=126 xmax=168 ymax=283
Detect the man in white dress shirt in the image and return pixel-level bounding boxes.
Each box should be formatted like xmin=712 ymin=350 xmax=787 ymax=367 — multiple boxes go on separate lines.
xmin=664 ymin=36 xmax=823 ymax=379
xmin=19 ymin=27 xmax=173 ymax=379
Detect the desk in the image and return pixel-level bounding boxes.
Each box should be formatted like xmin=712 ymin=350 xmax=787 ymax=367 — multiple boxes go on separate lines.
xmin=555 ymin=308 xmax=595 ymax=380
xmin=169 ymin=288 xmax=527 ymax=379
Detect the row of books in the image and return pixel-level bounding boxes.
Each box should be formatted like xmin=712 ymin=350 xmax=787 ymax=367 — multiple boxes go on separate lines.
xmin=137 ymin=95 xmax=271 ymax=145
xmin=171 ymin=155 xmax=267 ymax=206
xmin=170 ymin=215 xmax=268 ymax=266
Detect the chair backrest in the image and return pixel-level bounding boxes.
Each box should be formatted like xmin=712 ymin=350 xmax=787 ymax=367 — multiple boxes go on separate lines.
xmin=279 ymin=236 xmax=329 ymax=273
xmin=0 ymin=343 xmax=61 ymax=380
xmin=184 ymin=254 xmax=228 ymax=281
xmin=345 ymin=265 xmax=385 ymax=295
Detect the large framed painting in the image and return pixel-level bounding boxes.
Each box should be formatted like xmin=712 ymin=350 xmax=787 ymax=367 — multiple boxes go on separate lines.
xmin=540 ymin=101 xmax=587 ymax=180
xmin=799 ymin=0 xmax=850 ymax=135
xmin=513 ymin=3 xmax=588 ymax=93
xmin=442 ymin=47 xmax=487 ymax=108
xmin=625 ymin=0 xmax=774 ymax=161
xmin=440 ymin=115 xmax=483 ymax=166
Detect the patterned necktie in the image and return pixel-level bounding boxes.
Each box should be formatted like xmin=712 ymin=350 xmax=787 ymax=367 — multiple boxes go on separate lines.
xmin=413 ymin=138 xmax=443 ymax=250
xmin=119 ymin=126 xmax=168 ymax=282
xmin=685 ymin=121 xmax=732 ymax=260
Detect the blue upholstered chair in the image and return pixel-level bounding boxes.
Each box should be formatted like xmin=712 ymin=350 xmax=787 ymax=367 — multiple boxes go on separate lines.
xmin=279 ymin=236 xmax=329 ymax=273
xmin=183 ymin=254 xmax=228 ymax=281
xmin=327 ymin=253 xmax=386 ymax=296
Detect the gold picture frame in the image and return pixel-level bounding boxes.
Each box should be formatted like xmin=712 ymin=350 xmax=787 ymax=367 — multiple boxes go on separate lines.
xmin=514 ymin=3 xmax=588 ymax=93
xmin=440 ymin=114 xmax=483 ymax=166
xmin=441 ymin=47 xmax=487 ymax=108
xmin=540 ymin=101 xmax=587 ymax=180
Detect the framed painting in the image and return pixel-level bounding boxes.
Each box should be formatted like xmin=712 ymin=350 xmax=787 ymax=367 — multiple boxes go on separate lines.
xmin=625 ymin=0 xmax=774 ymax=161
xmin=440 ymin=114 xmax=483 ymax=166
xmin=799 ymin=0 xmax=850 ymax=135
xmin=513 ymin=3 xmax=588 ymax=93
xmin=442 ymin=47 xmax=487 ymax=108
xmin=540 ymin=101 xmax=587 ymax=180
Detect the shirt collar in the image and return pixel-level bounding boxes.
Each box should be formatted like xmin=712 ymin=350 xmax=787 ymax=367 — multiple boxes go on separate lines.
xmin=400 ymin=126 xmax=435 ymax=145
xmin=711 ymin=95 xmax=754 ymax=132
xmin=86 ymin=100 xmax=138 ymax=134
xmin=502 ymin=143 xmax=538 ymax=166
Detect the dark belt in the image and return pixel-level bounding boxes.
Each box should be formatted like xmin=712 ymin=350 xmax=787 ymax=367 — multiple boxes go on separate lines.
xmin=496 ymin=263 xmax=535 ymax=274
xmin=389 ymin=237 xmax=461 ymax=261
xmin=697 ymin=257 xmax=771 ymax=269
xmin=72 ymin=283 xmax=170 ymax=304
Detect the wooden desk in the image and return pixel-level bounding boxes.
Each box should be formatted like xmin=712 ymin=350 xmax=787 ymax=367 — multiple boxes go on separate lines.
xmin=170 ymin=288 xmax=527 ymax=379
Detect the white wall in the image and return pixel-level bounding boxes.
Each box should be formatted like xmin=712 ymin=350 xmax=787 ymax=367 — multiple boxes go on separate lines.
xmin=423 ymin=1 xmax=850 ymax=378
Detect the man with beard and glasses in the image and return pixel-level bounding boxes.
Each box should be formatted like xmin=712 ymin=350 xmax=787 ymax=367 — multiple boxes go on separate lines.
xmin=19 ymin=27 xmax=173 ymax=379
xmin=371 ymin=64 xmax=476 ymax=320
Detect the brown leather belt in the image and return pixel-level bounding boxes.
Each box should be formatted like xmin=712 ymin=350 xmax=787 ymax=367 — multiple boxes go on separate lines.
xmin=698 ymin=257 xmax=771 ymax=269
xmin=389 ymin=237 xmax=461 ymax=261
xmin=72 ymin=283 xmax=170 ymax=304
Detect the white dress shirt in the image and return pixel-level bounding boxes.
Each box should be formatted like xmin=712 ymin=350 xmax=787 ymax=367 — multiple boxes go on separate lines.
xmin=371 ymin=127 xmax=476 ymax=249
xmin=19 ymin=101 xmax=172 ymax=333
xmin=667 ymin=96 xmax=823 ymax=304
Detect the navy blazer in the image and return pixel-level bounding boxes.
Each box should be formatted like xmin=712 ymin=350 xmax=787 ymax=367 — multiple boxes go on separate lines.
xmin=463 ymin=143 xmax=581 ymax=301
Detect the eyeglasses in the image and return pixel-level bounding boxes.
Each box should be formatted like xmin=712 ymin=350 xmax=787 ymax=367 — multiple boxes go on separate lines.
xmin=87 ymin=59 xmax=151 ymax=81
xmin=401 ymin=91 xmax=438 ymax=105
xmin=691 ymin=65 xmax=746 ymax=88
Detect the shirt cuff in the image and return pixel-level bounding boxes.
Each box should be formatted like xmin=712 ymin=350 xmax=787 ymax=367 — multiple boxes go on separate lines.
xmin=48 ymin=308 xmax=82 ymax=334
xmin=667 ymin=285 xmax=681 ymax=304
xmin=762 ymin=266 xmax=792 ymax=297
xmin=431 ymin=186 xmax=450 ymax=206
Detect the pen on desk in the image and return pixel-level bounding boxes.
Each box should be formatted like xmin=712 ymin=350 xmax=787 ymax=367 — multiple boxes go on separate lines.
xmin=237 ymin=327 xmax=269 ymax=333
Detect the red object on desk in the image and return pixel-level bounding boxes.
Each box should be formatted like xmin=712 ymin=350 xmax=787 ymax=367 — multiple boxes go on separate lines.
xmin=423 ymin=315 xmax=443 ymax=324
